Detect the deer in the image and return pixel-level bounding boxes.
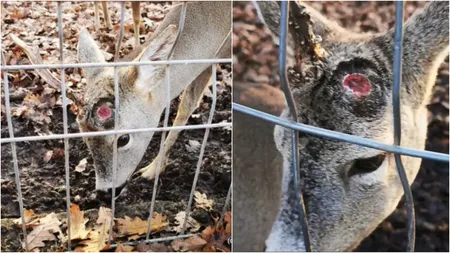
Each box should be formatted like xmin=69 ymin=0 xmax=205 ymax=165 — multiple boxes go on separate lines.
xmin=94 ymin=1 xmax=141 ymax=47
xmin=235 ymin=1 xmax=449 ymax=251
xmin=76 ymin=1 xmax=231 ymax=198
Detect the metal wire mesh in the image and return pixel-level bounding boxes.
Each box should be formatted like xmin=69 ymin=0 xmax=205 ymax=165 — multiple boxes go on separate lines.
xmin=1 ymin=1 xmax=232 ymax=251
xmin=233 ymin=0 xmax=449 ymax=252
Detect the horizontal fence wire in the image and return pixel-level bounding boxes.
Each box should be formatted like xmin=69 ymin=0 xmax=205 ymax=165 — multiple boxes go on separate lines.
xmin=0 ymin=59 xmax=232 ymax=70
xmin=0 ymin=123 xmax=231 ymax=144
xmin=233 ymin=103 xmax=449 ymax=163
xmin=1 ymin=1 xmax=232 ymax=250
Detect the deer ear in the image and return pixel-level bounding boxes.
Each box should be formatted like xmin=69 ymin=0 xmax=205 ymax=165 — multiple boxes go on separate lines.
xmin=254 ymin=1 xmax=345 ymax=43
xmin=77 ymin=28 xmax=106 ymax=81
xmin=136 ymin=24 xmax=179 ymax=83
xmin=140 ymin=25 xmax=178 ymax=62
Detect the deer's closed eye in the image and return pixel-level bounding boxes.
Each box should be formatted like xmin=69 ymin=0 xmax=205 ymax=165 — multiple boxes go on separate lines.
xmin=347 ymin=153 xmax=386 ymax=178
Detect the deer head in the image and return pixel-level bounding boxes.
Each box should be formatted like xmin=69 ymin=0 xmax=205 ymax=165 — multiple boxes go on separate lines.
xmin=76 ymin=25 xmax=178 ymax=194
xmin=257 ymin=1 xmax=449 ymax=251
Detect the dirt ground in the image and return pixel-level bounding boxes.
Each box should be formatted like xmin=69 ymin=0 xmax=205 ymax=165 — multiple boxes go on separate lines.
xmin=1 ymin=1 xmax=231 ymax=252
xmin=233 ymin=1 xmax=448 ymax=252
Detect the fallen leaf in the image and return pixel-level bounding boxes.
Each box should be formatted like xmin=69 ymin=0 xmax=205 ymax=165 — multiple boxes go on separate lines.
xmin=115 ymin=243 xmax=134 ymax=252
xmin=22 ymin=213 xmax=63 ymax=251
xmin=151 ymin=213 xmax=169 ymax=233
xmin=43 ymin=150 xmax=53 ymax=163
xmin=172 ymin=236 xmax=207 ymax=252
xmin=127 ymin=234 xmax=141 ymax=241
xmin=75 ymin=221 xmax=110 ymax=252
xmin=75 ymin=207 xmax=113 ymax=252
xmin=224 ymin=212 xmax=232 ymax=234
xmin=194 ymin=191 xmax=214 ymax=211
xmin=171 ymin=211 xmax=201 ymax=234
xmin=69 ymin=204 xmax=90 ymax=240
xmin=200 ymin=226 xmax=215 ymax=242
xmin=116 ymin=216 xmax=148 ymax=236
xmin=185 ymin=140 xmax=201 ymax=153
xmin=96 ymin=206 xmax=113 ymax=226
xmin=75 ymin=158 xmax=88 ymax=172
xmin=116 ymin=213 xmax=168 ymax=237
xmin=13 ymin=209 xmax=35 ymax=225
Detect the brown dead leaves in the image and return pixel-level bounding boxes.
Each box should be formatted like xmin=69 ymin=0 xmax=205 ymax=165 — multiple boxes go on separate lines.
xmin=171 ymin=211 xmax=232 ymax=252
xmin=22 ymin=213 xmax=63 ymax=251
xmin=194 ymin=191 xmax=214 ymax=211
xmin=69 ymin=204 xmax=90 ymax=240
xmin=116 ymin=213 xmax=168 ymax=237
xmin=74 ymin=206 xmax=113 ymax=252
xmin=15 ymin=205 xmax=172 ymax=252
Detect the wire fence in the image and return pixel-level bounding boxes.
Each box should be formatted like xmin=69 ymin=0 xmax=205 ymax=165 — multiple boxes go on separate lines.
xmin=233 ymin=1 xmax=449 ymax=252
xmin=1 ymin=1 xmax=232 ymax=251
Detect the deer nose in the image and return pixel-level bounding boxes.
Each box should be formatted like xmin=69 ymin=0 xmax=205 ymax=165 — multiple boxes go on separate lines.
xmin=96 ymin=184 xmax=127 ymax=202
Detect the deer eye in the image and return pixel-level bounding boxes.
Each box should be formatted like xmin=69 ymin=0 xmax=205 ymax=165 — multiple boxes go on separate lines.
xmin=117 ymin=134 xmax=130 ymax=148
xmin=348 ymin=153 xmax=386 ymax=178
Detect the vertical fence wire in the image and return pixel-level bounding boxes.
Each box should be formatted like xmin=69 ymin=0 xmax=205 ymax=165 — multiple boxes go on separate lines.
xmin=109 ymin=1 xmax=125 ymax=243
xmin=181 ymin=64 xmax=218 ymax=234
xmin=392 ymin=1 xmax=416 ymax=251
xmin=2 ymin=61 xmax=29 ymax=252
xmin=279 ymin=1 xmax=311 ymax=251
xmin=146 ymin=2 xmax=188 ymax=240
xmin=56 ymin=2 xmax=72 ymax=250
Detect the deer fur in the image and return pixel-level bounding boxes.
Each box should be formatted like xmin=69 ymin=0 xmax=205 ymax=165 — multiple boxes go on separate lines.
xmin=77 ymin=1 xmax=231 ymax=192
xmin=252 ymin=1 xmax=449 ymax=251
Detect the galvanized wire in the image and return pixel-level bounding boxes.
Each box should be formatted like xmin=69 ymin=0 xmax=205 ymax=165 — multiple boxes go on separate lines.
xmin=181 ymin=64 xmax=218 ymax=234
xmin=392 ymin=1 xmax=415 ymax=251
xmin=279 ymin=1 xmax=311 ymax=251
xmin=109 ymin=1 xmax=126 ymax=244
xmin=2 ymin=60 xmax=29 ymax=252
xmin=233 ymin=104 xmax=450 ymax=163
xmin=0 ymin=123 xmax=231 ymax=144
xmin=146 ymin=2 xmax=188 ymax=241
xmin=56 ymin=2 xmax=72 ymax=250
xmin=1 ymin=59 xmax=232 ymax=71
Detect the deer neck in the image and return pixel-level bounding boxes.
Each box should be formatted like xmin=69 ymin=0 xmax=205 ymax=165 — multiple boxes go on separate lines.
xmin=266 ymin=124 xmax=306 ymax=251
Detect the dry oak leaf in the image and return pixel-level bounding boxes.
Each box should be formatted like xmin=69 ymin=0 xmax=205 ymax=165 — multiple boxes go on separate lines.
xmin=171 ymin=211 xmax=201 ymax=234
xmin=96 ymin=206 xmax=113 ymax=226
xmin=224 ymin=212 xmax=232 ymax=234
xmin=22 ymin=213 xmax=63 ymax=251
xmin=74 ymin=206 xmax=113 ymax=252
xmin=69 ymin=204 xmax=90 ymax=240
xmin=116 ymin=213 xmax=168 ymax=237
xmin=74 ymin=221 xmax=110 ymax=252
xmin=115 ymin=243 xmax=135 ymax=252
xmin=194 ymin=191 xmax=214 ymax=211
xmin=13 ymin=209 xmax=36 ymax=226
xmin=172 ymin=236 xmax=207 ymax=252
